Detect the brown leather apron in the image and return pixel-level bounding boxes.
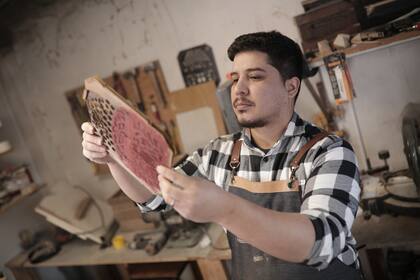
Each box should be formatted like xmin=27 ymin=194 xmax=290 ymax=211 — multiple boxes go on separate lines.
xmin=226 ymin=132 xmax=362 ymax=280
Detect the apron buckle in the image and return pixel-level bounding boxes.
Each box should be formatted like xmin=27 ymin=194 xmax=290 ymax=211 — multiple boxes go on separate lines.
xmin=288 ymin=166 xmax=298 ymax=189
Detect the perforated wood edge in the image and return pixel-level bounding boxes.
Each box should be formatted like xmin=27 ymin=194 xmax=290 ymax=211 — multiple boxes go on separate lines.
xmin=83 ymin=76 xmax=173 ymax=194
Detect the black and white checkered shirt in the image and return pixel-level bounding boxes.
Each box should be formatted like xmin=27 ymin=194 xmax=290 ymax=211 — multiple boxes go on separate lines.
xmin=139 ymin=112 xmax=361 ymax=270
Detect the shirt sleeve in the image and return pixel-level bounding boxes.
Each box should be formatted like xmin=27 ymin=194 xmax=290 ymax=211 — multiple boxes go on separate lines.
xmin=174 ymin=142 xmax=214 ymax=178
xmin=300 ymin=136 xmax=361 ymax=270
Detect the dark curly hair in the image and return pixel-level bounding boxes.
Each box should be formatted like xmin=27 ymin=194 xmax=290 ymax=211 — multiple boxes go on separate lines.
xmin=227 ymin=31 xmax=304 ymax=101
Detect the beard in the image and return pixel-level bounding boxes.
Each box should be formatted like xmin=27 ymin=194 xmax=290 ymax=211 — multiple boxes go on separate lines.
xmin=235 ymin=116 xmax=268 ymax=128
xmin=232 ymin=98 xmax=269 ymax=128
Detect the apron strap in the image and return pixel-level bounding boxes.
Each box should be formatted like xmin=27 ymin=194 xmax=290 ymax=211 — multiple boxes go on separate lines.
xmin=290 ymin=131 xmax=330 ymax=169
xmin=288 ymin=131 xmax=330 ymax=188
xmin=229 ymin=139 xmax=243 ymax=171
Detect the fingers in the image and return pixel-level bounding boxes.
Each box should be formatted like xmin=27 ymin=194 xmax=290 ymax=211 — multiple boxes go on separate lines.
xmin=82 ymin=138 xmax=106 ymax=153
xmin=158 ymin=174 xmax=183 ymax=205
xmin=82 ymin=149 xmax=107 ymax=160
xmin=81 ymin=122 xmax=108 ymax=163
xmin=81 ymin=122 xmax=95 ymax=134
xmin=82 ymin=131 xmax=103 ymax=146
xmin=156 ymin=166 xmax=187 ymax=188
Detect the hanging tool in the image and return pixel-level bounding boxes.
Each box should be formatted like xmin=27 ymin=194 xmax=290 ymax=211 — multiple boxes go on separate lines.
xmin=128 ymin=229 xmax=170 ymax=255
xmin=144 ymin=229 xmax=170 ymax=255
xmin=112 ymin=72 xmax=128 ymax=99
xmin=123 ymin=68 xmax=146 ymax=113
xmin=144 ymin=62 xmax=168 ymax=107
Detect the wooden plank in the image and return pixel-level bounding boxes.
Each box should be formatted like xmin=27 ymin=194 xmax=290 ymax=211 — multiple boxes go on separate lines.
xmin=169 ymin=81 xmax=227 ymax=154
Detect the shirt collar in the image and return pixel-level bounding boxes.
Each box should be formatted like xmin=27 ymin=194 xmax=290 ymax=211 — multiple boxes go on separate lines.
xmin=283 ymin=112 xmax=306 ymax=137
xmin=241 ymin=112 xmax=307 ymax=150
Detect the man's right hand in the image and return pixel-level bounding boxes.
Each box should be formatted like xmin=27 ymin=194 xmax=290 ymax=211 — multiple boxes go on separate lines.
xmin=81 ymin=122 xmax=111 ymax=164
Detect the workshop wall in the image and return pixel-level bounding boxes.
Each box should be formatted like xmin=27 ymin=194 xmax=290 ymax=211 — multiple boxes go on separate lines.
xmin=0 ymin=0 xmax=316 ymax=195
xmin=0 ymin=1 xmax=315 ymax=278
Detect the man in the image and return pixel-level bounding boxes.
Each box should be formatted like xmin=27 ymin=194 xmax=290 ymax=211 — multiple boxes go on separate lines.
xmin=82 ymin=31 xmax=362 ymax=279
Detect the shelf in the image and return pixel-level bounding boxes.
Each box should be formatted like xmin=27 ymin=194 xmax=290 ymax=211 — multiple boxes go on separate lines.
xmin=309 ymin=30 xmax=420 ymax=67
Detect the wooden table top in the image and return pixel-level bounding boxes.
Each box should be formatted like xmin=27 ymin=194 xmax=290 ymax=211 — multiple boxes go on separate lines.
xmin=6 ymin=223 xmax=231 ymax=268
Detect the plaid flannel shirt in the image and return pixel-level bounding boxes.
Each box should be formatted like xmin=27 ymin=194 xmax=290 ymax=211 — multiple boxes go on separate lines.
xmin=140 ymin=112 xmax=361 ymax=270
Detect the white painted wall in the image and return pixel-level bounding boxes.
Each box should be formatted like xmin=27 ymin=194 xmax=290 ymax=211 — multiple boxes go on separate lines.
xmin=318 ymin=37 xmax=420 ymax=171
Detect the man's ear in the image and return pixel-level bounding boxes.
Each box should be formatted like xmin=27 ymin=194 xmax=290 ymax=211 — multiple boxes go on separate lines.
xmin=285 ymin=77 xmax=300 ymax=99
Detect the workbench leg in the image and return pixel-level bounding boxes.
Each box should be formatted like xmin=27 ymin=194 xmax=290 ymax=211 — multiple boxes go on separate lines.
xmin=365 ymin=248 xmax=388 ymax=280
xmin=196 ymin=259 xmax=228 ymax=280
xmin=6 ymin=267 xmax=40 ymax=280
xmin=358 ymin=248 xmax=374 ymax=280
xmin=115 ymin=264 xmax=131 ymax=280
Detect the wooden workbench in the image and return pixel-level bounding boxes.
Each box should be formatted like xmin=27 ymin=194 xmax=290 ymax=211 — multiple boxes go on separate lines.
xmin=7 ymin=190 xmax=420 ymax=280
xmin=6 ymin=223 xmax=231 ymax=280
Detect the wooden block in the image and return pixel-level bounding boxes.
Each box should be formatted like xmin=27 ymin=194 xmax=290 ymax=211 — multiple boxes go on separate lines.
xmin=317 ymin=40 xmax=333 ymax=56
xmin=333 ymin=33 xmax=351 ymax=49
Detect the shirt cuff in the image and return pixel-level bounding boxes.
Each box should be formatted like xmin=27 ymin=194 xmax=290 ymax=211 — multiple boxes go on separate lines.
xmin=135 ymin=195 xmax=165 ymax=213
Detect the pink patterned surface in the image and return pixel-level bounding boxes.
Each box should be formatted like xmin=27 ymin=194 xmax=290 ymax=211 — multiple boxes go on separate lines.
xmin=112 ymin=108 xmax=170 ymax=193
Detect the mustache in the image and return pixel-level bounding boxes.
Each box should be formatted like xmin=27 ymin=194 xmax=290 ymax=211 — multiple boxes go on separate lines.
xmin=233 ymin=98 xmax=254 ymax=107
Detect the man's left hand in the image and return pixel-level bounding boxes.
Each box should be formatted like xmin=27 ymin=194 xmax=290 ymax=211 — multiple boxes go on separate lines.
xmin=156 ymin=165 xmax=230 ymax=223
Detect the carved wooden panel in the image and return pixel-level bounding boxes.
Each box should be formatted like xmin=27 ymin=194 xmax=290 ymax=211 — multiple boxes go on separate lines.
xmin=84 ymin=77 xmax=172 ymax=194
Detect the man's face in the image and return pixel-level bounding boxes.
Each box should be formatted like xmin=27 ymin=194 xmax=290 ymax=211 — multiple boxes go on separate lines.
xmin=230 ymin=51 xmax=293 ymax=128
